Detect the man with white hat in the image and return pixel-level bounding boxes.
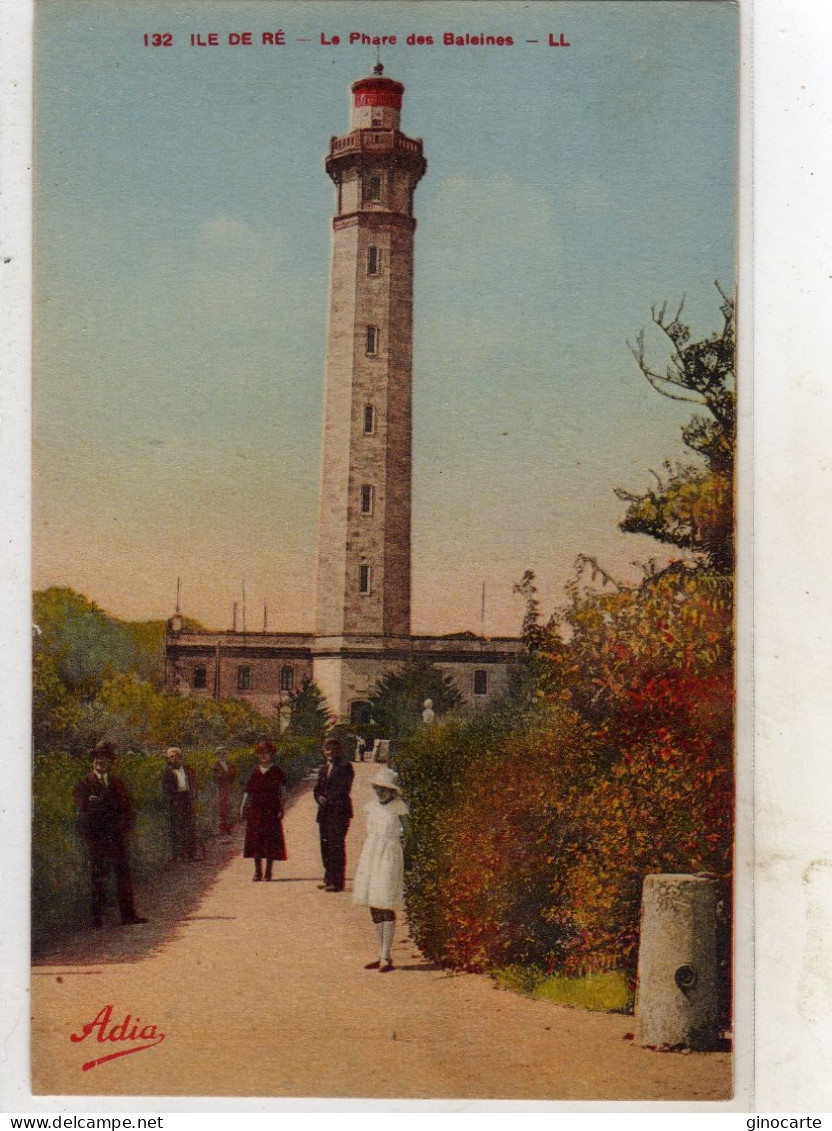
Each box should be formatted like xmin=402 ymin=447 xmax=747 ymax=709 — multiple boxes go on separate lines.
xmin=161 ymin=747 xmax=198 ymax=861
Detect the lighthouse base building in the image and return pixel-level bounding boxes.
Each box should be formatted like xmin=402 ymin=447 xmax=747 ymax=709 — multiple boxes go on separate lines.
xmin=165 ymin=68 xmax=523 ymax=725
xmin=165 ymin=627 xmax=523 ymax=725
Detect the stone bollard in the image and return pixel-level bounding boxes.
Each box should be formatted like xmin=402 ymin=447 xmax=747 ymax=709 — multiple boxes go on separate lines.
xmin=635 ymin=873 xmax=725 ymax=1051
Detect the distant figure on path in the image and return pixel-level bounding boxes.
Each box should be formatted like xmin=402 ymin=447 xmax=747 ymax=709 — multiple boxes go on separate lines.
xmin=369 ymin=738 xmax=390 ymax=763
xmin=421 ymin=698 xmax=435 ymax=727
xmin=74 ymin=742 xmax=148 ymax=929
xmin=353 ymin=766 xmax=409 ymax=973
xmin=354 ymin=735 xmax=366 ymax=763
xmin=162 ymin=747 xmax=199 ymax=861
xmin=212 ymin=746 xmax=236 ymax=835
xmin=313 ymin=737 xmax=354 ymax=892
xmin=240 ymin=741 xmax=287 ymax=882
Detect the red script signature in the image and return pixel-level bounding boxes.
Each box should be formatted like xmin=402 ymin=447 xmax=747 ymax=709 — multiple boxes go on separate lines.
xmin=70 ymin=1004 xmax=166 ymax=1071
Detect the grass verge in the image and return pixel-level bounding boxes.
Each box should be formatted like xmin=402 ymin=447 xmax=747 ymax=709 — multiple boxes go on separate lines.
xmin=494 ymin=965 xmax=634 ymax=1013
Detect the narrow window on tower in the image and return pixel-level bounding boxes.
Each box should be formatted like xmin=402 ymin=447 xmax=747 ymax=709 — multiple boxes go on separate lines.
xmin=367 ymin=245 xmax=380 ymax=276
xmin=365 ymin=175 xmax=382 ymax=203
xmin=359 ymin=564 xmax=372 ymax=595
xmin=193 ymin=666 xmax=207 ymax=690
xmin=473 ymin=669 xmax=488 ymax=696
xmin=237 ymin=666 xmax=252 ymax=691
xmin=363 ymin=404 xmax=376 ymax=434
xmin=360 ymin=484 xmax=374 ymax=515
xmin=280 ymin=666 xmax=294 ymax=692
xmin=366 ymin=325 xmax=379 ymax=355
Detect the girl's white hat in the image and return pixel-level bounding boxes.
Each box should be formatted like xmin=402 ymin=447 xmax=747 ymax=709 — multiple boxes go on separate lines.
xmin=371 ymin=766 xmax=402 ymax=793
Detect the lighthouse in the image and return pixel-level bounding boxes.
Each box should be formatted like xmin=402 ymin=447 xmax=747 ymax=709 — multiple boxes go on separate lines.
xmin=313 ymin=66 xmax=427 ymax=711
xmin=167 ymin=69 xmax=522 ymax=724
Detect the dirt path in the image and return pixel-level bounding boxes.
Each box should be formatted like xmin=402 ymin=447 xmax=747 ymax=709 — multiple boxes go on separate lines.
xmin=31 ymin=763 xmax=731 ymax=1100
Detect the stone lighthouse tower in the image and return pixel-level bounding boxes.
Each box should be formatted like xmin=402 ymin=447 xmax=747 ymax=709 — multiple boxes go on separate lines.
xmin=313 ymin=66 xmax=427 ymax=714
xmin=165 ymin=72 xmax=522 ymax=720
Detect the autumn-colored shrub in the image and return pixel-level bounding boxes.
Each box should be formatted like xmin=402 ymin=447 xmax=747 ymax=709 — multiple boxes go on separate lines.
xmin=430 ymin=708 xmax=598 ymax=971
xmin=395 ymin=715 xmax=505 ymax=963
xmin=552 ymin=736 xmax=732 ymax=976
xmin=397 ymin=564 xmax=733 ymax=984
xmin=399 ymin=706 xmax=586 ymax=970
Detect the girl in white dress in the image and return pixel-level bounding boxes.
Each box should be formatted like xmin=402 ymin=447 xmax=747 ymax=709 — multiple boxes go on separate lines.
xmin=352 ymin=766 xmax=409 ymax=973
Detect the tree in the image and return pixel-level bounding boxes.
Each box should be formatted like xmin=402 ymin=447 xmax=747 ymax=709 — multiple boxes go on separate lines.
xmin=393 ymin=286 xmax=737 ymax=980
xmin=627 ymin=284 xmax=735 ymax=473
xmin=31 ymin=587 xmax=258 ymax=755
xmin=495 ymin=571 xmax=560 ymax=719
xmin=368 ymin=661 xmax=463 ymax=741
xmin=33 ymin=588 xmax=169 ymax=696
xmin=619 ymin=287 xmax=735 ymax=574
xmin=285 ymin=679 xmax=330 ymax=738
xmin=616 ymin=462 xmax=734 ymax=573
xmin=32 ymin=650 xmax=81 ymax=752
xmin=512 ymin=570 xmax=546 ymax=651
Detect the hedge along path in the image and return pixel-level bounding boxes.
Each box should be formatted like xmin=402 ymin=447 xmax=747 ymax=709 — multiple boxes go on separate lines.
xmin=31 ymin=744 xmax=320 ymax=952
xmin=31 ymin=763 xmax=731 ymax=1100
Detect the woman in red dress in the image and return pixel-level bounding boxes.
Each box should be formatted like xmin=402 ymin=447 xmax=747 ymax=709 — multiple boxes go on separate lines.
xmin=240 ymin=741 xmax=287 ymax=881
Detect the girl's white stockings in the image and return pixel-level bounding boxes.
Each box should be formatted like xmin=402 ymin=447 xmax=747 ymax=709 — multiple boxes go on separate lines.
xmin=380 ymin=917 xmax=395 ymax=962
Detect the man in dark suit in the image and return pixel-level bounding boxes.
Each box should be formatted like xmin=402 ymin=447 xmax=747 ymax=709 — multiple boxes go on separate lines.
xmin=313 ymin=737 xmax=354 ymax=892
xmin=74 ymin=743 xmax=148 ymax=929
xmin=161 ymin=747 xmax=199 ymax=860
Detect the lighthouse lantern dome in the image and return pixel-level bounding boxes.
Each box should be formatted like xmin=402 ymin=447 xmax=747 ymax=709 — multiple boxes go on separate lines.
xmin=350 ymin=71 xmax=405 ymax=131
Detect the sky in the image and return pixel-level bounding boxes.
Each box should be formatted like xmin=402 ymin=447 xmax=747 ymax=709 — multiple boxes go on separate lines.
xmin=32 ymin=0 xmax=738 ymax=637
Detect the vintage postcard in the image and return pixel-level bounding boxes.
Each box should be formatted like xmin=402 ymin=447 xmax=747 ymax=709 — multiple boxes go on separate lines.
xmin=22 ymin=0 xmax=743 ymax=1107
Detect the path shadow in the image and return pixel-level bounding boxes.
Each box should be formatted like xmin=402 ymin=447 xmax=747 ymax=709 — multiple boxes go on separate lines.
xmin=32 ymin=780 xmax=319 ymax=969
xmin=32 ymin=834 xmax=242 ymax=967
xmin=268 ymin=877 xmax=326 ymax=883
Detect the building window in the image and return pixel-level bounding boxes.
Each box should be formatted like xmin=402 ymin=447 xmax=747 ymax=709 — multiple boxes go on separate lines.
xmin=473 ymin=669 xmax=488 ymax=696
xmin=366 ymin=325 xmax=379 ymax=355
xmin=367 ymin=245 xmax=380 ymax=276
xmin=363 ymin=404 xmax=376 ymax=434
xmin=280 ymin=666 xmax=294 ymax=692
xmin=359 ymin=564 xmax=371 ymax=594
xmin=193 ymin=665 xmax=207 ymax=690
xmin=360 ymin=484 xmax=374 ymax=514
xmin=237 ymin=665 xmax=252 ymax=691
xmin=365 ymin=175 xmax=382 ymax=203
